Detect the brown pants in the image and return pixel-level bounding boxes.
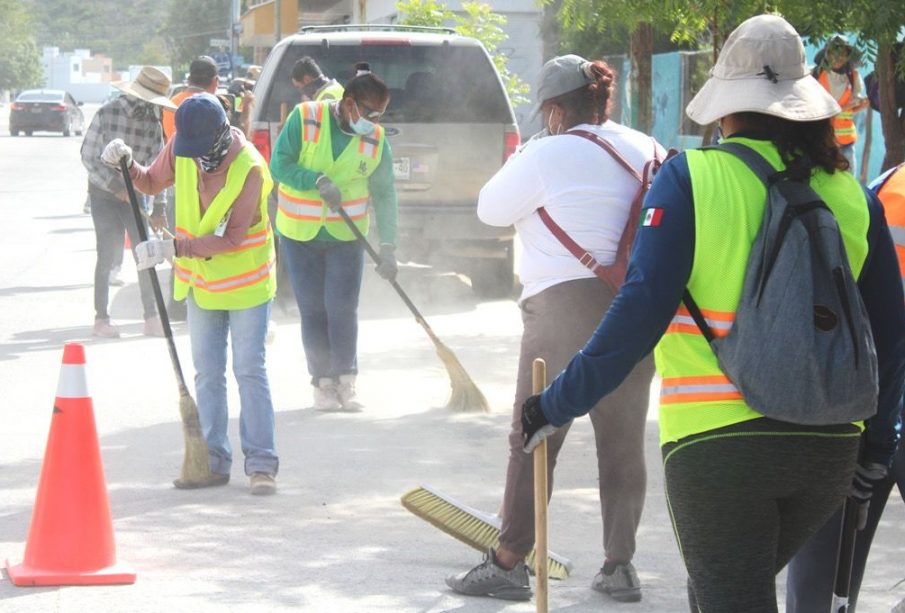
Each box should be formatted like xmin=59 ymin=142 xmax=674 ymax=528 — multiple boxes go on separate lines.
xmin=499 ymin=278 xmax=654 ymax=563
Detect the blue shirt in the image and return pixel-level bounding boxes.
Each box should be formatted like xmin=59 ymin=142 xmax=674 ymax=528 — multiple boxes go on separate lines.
xmin=541 ymin=149 xmax=905 ymax=465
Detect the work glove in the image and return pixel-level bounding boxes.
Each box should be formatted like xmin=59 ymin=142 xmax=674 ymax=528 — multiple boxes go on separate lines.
xmin=521 ymin=394 xmax=557 ymax=453
xmin=850 ymin=461 xmax=889 ymax=530
xmin=134 ymin=239 xmax=175 ymax=271
xmin=316 ymin=175 xmax=342 ymax=212
xmin=375 ymin=244 xmax=398 ymax=281
xmin=101 ymin=138 xmax=133 ymax=170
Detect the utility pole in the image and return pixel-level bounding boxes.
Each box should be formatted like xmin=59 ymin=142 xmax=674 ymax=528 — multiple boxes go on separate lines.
xmin=230 ymin=0 xmax=240 ymax=66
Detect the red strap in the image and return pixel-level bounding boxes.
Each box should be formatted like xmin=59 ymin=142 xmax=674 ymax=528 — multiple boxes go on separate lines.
xmin=537 ymin=132 xmax=662 ymax=293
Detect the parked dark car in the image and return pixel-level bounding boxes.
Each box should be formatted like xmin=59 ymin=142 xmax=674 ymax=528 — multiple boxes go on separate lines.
xmin=9 ymin=89 xmax=85 ymax=137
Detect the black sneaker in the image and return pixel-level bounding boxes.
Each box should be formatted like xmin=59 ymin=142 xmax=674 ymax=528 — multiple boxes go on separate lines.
xmin=591 ymin=561 xmax=642 ymax=603
xmin=446 ymin=548 xmax=532 ymax=601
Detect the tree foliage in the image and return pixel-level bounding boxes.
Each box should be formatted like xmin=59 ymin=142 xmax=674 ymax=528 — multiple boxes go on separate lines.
xmin=396 ymin=0 xmax=531 ymax=106
xmin=0 ymin=0 xmax=43 ymax=91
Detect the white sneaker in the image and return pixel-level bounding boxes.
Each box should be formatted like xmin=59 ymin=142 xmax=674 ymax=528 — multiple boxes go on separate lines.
xmin=337 ymin=374 xmax=364 ymax=411
xmin=108 ymin=265 xmax=124 ymax=287
xmin=313 ymin=378 xmax=341 ymax=411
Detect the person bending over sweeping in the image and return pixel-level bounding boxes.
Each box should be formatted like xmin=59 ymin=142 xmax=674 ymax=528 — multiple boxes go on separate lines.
xmin=269 ymin=62 xmax=398 ymax=412
xmin=102 ymin=93 xmax=280 ymax=496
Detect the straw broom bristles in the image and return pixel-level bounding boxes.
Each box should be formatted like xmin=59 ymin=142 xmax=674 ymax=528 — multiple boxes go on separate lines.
xmin=422 ymin=323 xmax=489 ymax=413
xmin=176 ymin=386 xmax=212 ymax=484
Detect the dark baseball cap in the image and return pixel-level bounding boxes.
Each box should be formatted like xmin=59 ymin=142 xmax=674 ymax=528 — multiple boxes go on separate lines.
xmin=189 ymin=56 xmax=218 ymax=84
xmin=528 ymin=54 xmax=594 ymax=121
xmin=173 ymin=93 xmax=228 ymax=158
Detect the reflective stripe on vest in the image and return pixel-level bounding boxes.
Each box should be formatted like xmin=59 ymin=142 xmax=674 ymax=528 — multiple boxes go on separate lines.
xmin=654 ymin=137 xmax=871 ymax=446
xmin=877 ymin=164 xmax=905 ymax=291
xmin=275 ymin=100 xmax=384 ymax=242
xmin=172 ymin=144 xmax=276 ymax=310
xmin=660 ymin=375 xmax=743 ymax=405
xmin=818 ymin=70 xmax=856 ymax=145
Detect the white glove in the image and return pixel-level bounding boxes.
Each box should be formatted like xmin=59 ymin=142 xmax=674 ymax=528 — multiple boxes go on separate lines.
xmin=134 ymin=239 xmax=175 ymax=270
xmin=101 ymin=138 xmax=133 ymax=170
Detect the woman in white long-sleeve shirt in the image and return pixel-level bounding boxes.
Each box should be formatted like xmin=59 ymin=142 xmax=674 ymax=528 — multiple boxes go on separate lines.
xmin=445 ymin=55 xmax=665 ymax=603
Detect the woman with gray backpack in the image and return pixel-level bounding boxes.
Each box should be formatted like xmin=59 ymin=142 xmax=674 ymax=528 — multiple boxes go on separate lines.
xmin=519 ymin=15 xmax=905 ymax=610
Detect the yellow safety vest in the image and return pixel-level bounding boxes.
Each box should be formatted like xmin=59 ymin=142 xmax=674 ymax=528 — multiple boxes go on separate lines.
xmin=275 ymin=101 xmax=385 ymax=242
xmin=315 ymin=81 xmax=344 ymax=102
xmin=819 ymin=69 xmax=858 ymax=145
xmin=173 ymin=145 xmax=276 ymax=310
xmin=877 ymin=164 xmax=905 ymax=291
xmin=654 ymin=138 xmax=870 ymax=445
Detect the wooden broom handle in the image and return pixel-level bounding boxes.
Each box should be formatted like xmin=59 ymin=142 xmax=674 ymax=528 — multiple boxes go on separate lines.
xmin=532 ymin=358 xmax=549 ymax=613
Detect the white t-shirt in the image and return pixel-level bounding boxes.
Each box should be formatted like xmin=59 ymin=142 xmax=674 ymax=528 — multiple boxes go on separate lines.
xmin=478 ymin=121 xmax=665 ymax=302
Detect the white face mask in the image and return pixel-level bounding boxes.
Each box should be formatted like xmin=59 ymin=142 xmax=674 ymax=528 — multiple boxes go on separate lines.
xmin=545 ymin=106 xmax=563 ymax=136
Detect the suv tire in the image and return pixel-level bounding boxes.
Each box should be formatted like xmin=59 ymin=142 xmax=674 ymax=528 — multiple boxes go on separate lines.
xmin=468 ymin=241 xmax=515 ymax=299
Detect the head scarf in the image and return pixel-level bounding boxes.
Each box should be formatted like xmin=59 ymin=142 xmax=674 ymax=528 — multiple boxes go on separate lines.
xmin=198 ymin=123 xmax=233 ymax=173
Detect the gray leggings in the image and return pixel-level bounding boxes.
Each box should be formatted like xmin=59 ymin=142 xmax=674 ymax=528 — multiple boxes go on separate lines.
xmin=499 ymin=278 xmax=654 ymax=562
xmin=663 ymin=418 xmax=860 ymax=612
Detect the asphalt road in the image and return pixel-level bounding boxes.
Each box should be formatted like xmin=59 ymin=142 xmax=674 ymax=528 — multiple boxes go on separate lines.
xmin=0 ymin=103 xmax=903 ymax=612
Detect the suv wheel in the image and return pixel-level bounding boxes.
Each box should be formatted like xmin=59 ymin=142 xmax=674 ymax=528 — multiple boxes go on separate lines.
xmin=63 ymin=120 xmax=71 ymax=137
xmin=11 ymin=129 xmax=19 ymax=136
xmin=468 ymin=242 xmax=515 ymax=299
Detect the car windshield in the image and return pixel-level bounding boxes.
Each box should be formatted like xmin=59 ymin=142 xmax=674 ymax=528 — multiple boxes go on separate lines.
xmin=17 ymin=92 xmax=64 ymax=103
xmin=262 ymin=43 xmax=513 ymax=124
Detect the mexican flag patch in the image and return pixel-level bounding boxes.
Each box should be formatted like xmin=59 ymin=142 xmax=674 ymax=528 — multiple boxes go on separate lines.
xmin=641 ymin=207 xmax=664 ymax=227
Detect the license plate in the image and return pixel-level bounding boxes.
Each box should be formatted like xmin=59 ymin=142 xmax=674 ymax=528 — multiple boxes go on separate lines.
xmin=31 ymin=108 xmax=42 ymax=113
xmin=393 ymin=157 xmax=410 ymax=181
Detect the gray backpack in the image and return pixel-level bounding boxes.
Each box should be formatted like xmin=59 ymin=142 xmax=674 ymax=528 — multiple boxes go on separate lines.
xmin=683 ymin=142 xmax=878 ymax=425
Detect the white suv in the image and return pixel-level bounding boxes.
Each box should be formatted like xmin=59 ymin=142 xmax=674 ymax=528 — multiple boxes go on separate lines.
xmin=250 ymin=25 xmax=521 ymax=297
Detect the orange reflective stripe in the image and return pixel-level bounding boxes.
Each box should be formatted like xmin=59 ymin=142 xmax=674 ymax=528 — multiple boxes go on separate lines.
xmin=358 ymin=132 xmax=381 ymax=159
xmin=666 ymin=305 xmax=734 ymax=338
xmin=277 ymin=190 xmax=370 ymax=222
xmin=174 ymin=260 xmax=273 ymax=293
xmin=302 ymin=103 xmax=323 ymax=142
xmin=660 ymin=374 xmax=743 ymax=404
xmin=175 ymin=227 xmax=269 ymax=253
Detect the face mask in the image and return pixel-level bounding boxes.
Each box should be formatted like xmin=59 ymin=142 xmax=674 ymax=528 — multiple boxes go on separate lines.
xmin=198 ymin=123 xmax=233 ymax=173
xmin=349 ymin=101 xmax=376 ymax=136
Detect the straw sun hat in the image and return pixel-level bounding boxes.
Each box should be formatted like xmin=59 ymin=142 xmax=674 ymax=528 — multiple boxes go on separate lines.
xmin=686 ymin=14 xmax=841 ymax=125
xmin=113 ymin=66 xmax=177 ymax=110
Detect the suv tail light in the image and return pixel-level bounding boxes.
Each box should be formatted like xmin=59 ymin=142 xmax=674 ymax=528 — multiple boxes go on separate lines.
xmin=251 ymin=128 xmax=271 ymax=161
xmin=10 ymin=102 xmax=22 ymax=111
xmin=50 ymin=104 xmax=67 ymax=112
xmin=503 ymin=128 xmax=520 ymax=163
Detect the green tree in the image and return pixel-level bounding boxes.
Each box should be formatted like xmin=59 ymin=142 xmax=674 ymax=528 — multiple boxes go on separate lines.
xmin=397 ymin=0 xmax=530 ymax=106
xmin=0 ymin=0 xmax=43 ymax=91
xmin=164 ymin=0 xmax=232 ymax=71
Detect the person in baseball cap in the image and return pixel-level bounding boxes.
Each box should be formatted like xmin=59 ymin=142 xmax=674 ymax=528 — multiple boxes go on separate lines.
xmin=527 ymin=54 xmax=595 ymax=124
xmin=173 ymin=93 xmax=229 ymax=159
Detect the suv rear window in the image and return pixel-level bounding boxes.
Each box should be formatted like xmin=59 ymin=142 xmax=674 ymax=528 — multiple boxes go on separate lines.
xmin=261 ymin=43 xmax=513 ymax=124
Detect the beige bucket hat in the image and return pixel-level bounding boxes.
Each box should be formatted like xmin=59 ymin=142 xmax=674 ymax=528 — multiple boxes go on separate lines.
xmin=686 ymin=14 xmax=840 ymax=125
xmin=113 ymin=66 xmax=177 ymax=109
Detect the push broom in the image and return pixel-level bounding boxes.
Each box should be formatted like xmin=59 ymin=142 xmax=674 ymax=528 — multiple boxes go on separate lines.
xmin=332 ymin=203 xmax=489 ymax=412
xmin=121 ymin=158 xmax=211 ymax=487
xmin=402 ymin=358 xmax=569 ymax=582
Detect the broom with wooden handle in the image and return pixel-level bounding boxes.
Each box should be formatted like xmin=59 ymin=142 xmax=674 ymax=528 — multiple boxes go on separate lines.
xmin=120 ymin=158 xmax=212 ymax=487
xmin=331 ymin=201 xmax=489 ymax=412
xmin=532 ymin=358 xmax=549 ymax=612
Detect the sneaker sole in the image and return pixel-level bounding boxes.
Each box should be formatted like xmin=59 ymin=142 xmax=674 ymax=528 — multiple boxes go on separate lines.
xmin=251 ymin=485 xmax=276 ymax=496
xmin=446 ymin=579 xmax=532 ymax=602
xmin=594 ymin=585 xmax=642 ymax=603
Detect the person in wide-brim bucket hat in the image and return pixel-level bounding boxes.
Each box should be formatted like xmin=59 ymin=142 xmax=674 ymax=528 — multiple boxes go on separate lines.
xmin=685 ymin=14 xmax=840 ymax=124
xmin=113 ymin=66 xmax=177 ymax=110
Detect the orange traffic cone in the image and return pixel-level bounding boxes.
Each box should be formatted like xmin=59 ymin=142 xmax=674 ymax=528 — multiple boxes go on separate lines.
xmin=5 ymin=343 xmax=136 ymax=586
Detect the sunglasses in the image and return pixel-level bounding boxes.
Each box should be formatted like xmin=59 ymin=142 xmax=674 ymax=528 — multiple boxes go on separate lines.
xmin=355 ymin=100 xmax=384 ymax=121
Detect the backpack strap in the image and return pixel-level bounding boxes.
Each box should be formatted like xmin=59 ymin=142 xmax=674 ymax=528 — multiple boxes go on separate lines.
xmin=536 ymin=131 xmax=663 ymax=293
xmin=683 ymin=142 xmax=779 ymax=341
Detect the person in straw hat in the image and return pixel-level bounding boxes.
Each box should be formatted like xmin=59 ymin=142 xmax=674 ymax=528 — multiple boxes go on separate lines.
xmin=518 ymin=14 xmax=905 ymax=609
xmin=80 ymin=66 xmax=176 ymax=339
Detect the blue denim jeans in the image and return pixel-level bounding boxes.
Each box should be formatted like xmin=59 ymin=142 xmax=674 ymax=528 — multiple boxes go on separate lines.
xmin=187 ymin=294 xmax=278 ymax=476
xmin=280 ymin=237 xmax=364 ymax=384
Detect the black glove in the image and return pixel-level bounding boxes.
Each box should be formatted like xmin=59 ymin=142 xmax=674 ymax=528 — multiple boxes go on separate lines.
xmin=375 ymin=244 xmax=398 ymax=281
xmin=316 ymin=175 xmax=342 ymax=211
xmin=521 ymin=394 xmax=557 ymax=453
xmin=850 ymin=461 xmax=888 ymax=530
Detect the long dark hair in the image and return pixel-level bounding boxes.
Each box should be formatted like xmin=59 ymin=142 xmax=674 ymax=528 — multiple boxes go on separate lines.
xmin=343 ymin=62 xmax=389 ymax=105
xmin=733 ymin=112 xmax=849 ymax=179
xmin=546 ymin=60 xmax=615 ymax=127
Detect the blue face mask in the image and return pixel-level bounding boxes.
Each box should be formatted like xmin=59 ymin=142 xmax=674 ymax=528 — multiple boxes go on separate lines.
xmin=349 ymin=101 xmax=378 ymax=136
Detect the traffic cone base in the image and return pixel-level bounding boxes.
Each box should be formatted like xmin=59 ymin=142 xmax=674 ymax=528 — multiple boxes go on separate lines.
xmin=6 ymin=343 xmax=136 ymax=587
xmin=5 ymin=558 xmax=135 ymax=586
